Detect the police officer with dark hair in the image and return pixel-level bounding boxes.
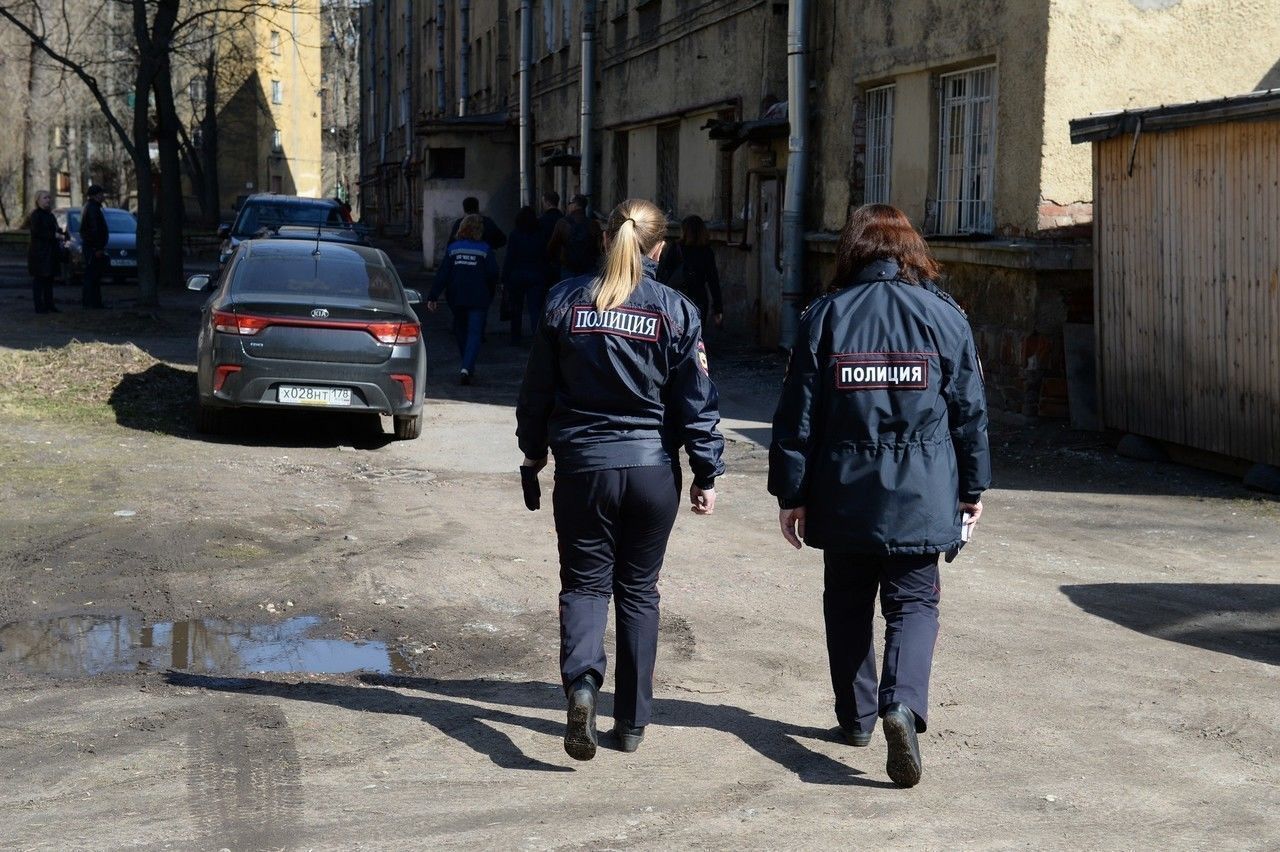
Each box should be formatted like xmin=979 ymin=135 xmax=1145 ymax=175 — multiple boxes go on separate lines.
xmin=769 ymin=203 xmax=990 ymax=788
xmin=80 ymin=184 xmax=109 ymax=309
xmin=517 ymin=197 xmax=724 ymax=762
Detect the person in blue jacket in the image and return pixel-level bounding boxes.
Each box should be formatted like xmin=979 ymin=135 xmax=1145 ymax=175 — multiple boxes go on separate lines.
xmin=427 ymin=214 xmax=500 ymax=385
xmin=768 ymin=203 xmax=991 ymax=788
xmin=517 ymin=197 xmax=725 ymax=762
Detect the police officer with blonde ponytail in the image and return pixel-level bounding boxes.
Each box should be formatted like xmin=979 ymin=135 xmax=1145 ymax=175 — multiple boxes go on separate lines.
xmin=517 ymin=198 xmax=725 ymax=761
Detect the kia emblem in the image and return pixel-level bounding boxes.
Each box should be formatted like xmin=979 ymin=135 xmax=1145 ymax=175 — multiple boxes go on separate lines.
xmin=311 ymin=308 xmax=329 ymax=318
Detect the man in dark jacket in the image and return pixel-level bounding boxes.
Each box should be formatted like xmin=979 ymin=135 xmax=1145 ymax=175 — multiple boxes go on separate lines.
xmin=79 ymin=185 xmax=109 ymax=308
xmin=537 ymin=190 xmax=564 ymax=284
xmin=447 ymin=196 xmax=507 ymax=250
xmin=27 ymin=189 xmax=63 ymax=313
xmin=768 ymin=203 xmax=990 ymax=788
xmin=428 ymin=214 xmax=500 ymax=384
xmin=546 ymin=194 xmax=602 ymax=278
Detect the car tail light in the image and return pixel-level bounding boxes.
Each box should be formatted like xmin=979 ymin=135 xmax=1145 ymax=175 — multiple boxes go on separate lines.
xmin=211 ymin=310 xmax=267 ymax=336
xmin=368 ymin=321 xmax=421 ymax=345
xmin=390 ymin=374 xmax=414 ymax=401
xmin=213 ymin=364 xmax=241 ymax=392
xmin=213 ymin=311 xmax=419 ymax=343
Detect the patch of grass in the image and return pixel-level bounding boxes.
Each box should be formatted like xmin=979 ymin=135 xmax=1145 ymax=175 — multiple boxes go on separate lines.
xmin=0 ymin=341 xmax=195 ymax=430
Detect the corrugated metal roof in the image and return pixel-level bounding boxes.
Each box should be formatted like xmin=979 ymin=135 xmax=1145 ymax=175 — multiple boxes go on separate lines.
xmin=1069 ymin=89 xmax=1280 ymax=143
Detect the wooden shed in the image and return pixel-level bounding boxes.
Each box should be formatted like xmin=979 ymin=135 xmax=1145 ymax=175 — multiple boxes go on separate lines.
xmin=1070 ymin=91 xmax=1280 ymax=468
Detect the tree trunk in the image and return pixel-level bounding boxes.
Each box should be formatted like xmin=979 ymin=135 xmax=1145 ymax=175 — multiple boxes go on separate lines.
xmin=154 ymin=38 xmax=185 ymax=288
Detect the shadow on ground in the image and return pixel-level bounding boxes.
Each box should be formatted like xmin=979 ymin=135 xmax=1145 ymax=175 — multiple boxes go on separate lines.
xmin=164 ymin=672 xmax=896 ymax=787
xmin=108 ymin=364 xmax=394 ymax=449
xmin=1061 ymin=583 xmax=1280 ymax=666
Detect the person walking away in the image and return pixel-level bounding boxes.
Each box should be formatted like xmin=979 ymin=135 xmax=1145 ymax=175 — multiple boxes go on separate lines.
xmin=79 ymin=185 xmax=109 ymax=309
xmin=27 ymin=190 xmax=62 ymax=314
xmin=447 ymin=196 xmax=508 ymax=250
xmin=427 ymin=214 xmax=500 ymax=384
xmin=517 ymin=197 xmax=725 ymax=761
xmin=657 ymin=214 xmax=723 ymax=331
xmin=503 ymin=206 xmax=549 ymax=344
xmin=768 ymin=203 xmax=990 ymax=788
xmin=537 ymin=190 xmax=565 ymax=285
xmin=546 ymin=194 xmax=602 ymax=278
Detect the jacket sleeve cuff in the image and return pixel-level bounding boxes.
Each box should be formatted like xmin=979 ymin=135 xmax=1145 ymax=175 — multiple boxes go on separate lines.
xmin=960 ymin=491 xmax=984 ymax=504
xmin=693 ymin=474 xmax=716 ymax=490
xmin=777 ymin=495 xmax=804 ymax=510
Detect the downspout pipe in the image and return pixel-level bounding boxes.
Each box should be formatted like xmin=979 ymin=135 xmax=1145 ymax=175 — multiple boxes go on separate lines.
xmin=405 ymin=0 xmax=414 ymax=236
xmin=458 ymin=0 xmax=471 ymax=116
xmin=436 ymin=0 xmax=446 ymax=114
xmin=579 ymin=0 xmax=598 ymax=206
xmin=780 ymin=0 xmax=810 ymax=350
xmin=519 ymin=0 xmax=533 ymax=207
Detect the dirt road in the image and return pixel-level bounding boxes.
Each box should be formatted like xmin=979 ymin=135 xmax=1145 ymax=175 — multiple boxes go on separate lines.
xmin=0 ymin=271 xmax=1276 ymax=850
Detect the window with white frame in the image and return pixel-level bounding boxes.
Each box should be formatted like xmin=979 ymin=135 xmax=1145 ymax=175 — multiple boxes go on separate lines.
xmin=269 ymin=30 xmax=281 ymax=55
xmin=864 ymin=84 xmax=894 ymax=205
xmin=271 ymin=79 xmax=283 ymax=104
xmin=271 ymin=129 xmax=282 ymax=151
xmin=936 ymin=65 xmax=996 ymax=234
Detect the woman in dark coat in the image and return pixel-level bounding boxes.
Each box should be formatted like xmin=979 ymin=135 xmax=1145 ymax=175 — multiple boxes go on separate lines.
xmin=27 ymin=190 xmax=62 ymax=313
xmin=502 ymin=205 xmax=549 ymax=343
xmin=768 ymin=204 xmax=990 ymax=788
xmin=657 ymin=214 xmax=722 ymax=329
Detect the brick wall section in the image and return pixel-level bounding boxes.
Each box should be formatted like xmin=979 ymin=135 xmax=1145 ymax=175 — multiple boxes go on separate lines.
xmin=942 ymin=265 xmax=1092 ymax=417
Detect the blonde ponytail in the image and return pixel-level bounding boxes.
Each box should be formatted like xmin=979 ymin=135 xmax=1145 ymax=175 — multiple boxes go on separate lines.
xmin=592 ymin=198 xmax=667 ymax=312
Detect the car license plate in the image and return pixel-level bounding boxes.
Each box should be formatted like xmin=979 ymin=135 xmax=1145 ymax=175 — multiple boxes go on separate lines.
xmin=278 ymin=385 xmax=352 ymax=406
xmin=109 ymin=258 xmax=137 ymax=267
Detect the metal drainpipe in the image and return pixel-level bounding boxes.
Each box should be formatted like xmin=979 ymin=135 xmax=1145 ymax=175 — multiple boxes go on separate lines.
xmin=458 ymin=0 xmax=471 ymax=116
xmin=579 ymin=0 xmax=598 ymax=206
xmin=519 ymin=0 xmax=533 ymax=207
xmin=404 ymin=0 xmax=414 ymax=236
xmin=780 ymin=0 xmax=810 ymax=350
xmin=436 ymin=0 xmax=446 ymax=114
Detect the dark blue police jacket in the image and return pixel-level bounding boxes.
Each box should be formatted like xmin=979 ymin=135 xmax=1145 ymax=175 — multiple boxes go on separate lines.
xmin=429 ymin=239 xmax=499 ymax=309
xmin=516 ymin=259 xmax=725 ymax=489
xmin=768 ymin=259 xmax=991 ymax=554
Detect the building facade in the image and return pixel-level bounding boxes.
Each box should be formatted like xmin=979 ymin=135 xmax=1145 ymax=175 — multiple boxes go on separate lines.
xmin=358 ymin=0 xmax=1280 ymax=414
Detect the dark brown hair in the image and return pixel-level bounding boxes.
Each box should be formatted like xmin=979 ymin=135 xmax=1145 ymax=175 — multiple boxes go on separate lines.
xmin=830 ymin=203 xmax=940 ymax=290
xmin=681 ymin=214 xmax=709 ymax=247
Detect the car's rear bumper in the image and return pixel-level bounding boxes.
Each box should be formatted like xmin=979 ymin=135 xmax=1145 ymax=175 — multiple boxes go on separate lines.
xmin=199 ymin=340 xmax=426 ymax=416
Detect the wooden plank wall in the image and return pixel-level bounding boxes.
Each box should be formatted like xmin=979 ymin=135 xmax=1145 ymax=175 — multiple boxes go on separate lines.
xmin=1094 ymin=119 xmax=1280 ymax=466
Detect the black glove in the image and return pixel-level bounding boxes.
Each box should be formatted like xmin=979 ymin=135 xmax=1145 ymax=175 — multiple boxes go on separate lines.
xmin=520 ymin=465 xmax=541 ymax=511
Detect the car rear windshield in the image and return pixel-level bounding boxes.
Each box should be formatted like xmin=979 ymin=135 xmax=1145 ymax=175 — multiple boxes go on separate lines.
xmin=104 ymin=210 xmax=136 ymax=231
xmin=231 ymin=253 xmax=403 ymax=307
xmin=233 ymin=202 xmax=342 ymax=237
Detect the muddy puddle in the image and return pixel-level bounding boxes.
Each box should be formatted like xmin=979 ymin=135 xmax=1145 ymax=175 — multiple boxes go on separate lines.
xmin=0 ymin=614 xmax=417 ymax=677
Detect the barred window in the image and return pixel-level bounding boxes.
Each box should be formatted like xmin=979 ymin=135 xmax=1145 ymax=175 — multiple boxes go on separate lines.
xmin=864 ymin=85 xmax=894 ymax=205
xmin=936 ymin=65 xmax=996 ymax=235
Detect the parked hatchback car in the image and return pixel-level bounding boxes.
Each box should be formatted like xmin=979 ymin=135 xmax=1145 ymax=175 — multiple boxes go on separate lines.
xmin=54 ymin=206 xmax=142 ymax=284
xmin=218 ymin=195 xmax=360 ymax=270
xmin=190 ymin=238 xmax=427 ymax=439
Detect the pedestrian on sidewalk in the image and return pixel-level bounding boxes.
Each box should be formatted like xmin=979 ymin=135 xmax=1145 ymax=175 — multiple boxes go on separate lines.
xmin=502 ymin=205 xmax=549 ymax=344
xmin=768 ymin=203 xmax=990 ymax=788
xmin=657 ymin=214 xmax=723 ymax=333
xmin=26 ymin=190 xmax=63 ymax=314
xmin=426 ymin=214 xmax=500 ymax=385
xmin=79 ymin=185 xmax=109 ymax=309
xmin=517 ymin=197 xmax=725 ymax=762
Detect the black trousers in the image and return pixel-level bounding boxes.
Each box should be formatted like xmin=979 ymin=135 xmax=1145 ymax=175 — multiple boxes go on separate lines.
xmin=822 ymin=551 xmax=941 ymax=734
xmin=82 ymin=254 xmax=105 ymax=308
xmin=554 ymin=464 xmax=680 ymax=727
xmin=32 ymin=275 xmax=54 ymax=312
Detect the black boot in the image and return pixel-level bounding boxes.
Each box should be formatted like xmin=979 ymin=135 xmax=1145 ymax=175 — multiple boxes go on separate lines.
xmin=837 ymin=725 xmax=873 ymax=747
xmin=564 ymin=673 xmax=599 ymax=761
xmin=610 ymin=720 xmax=645 ymax=753
xmin=882 ymin=702 xmax=922 ymax=787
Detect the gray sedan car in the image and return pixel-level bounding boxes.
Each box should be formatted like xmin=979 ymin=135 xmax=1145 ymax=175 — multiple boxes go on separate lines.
xmin=190 ymin=238 xmax=427 ymax=439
